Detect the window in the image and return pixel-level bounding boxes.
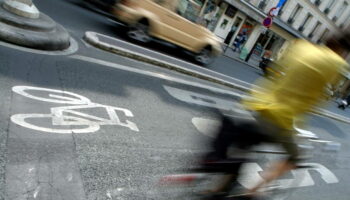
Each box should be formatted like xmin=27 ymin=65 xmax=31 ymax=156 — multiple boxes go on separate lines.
xmin=224 ymin=5 xmax=237 ymax=17
xmin=324 ymin=0 xmax=335 ymax=14
xmin=317 ymin=28 xmax=329 ymax=44
xmin=277 ymin=0 xmax=288 ymax=16
xmin=339 ymin=13 xmax=350 ymax=29
xmin=258 ymin=0 xmax=267 ymax=10
xmin=332 ymin=1 xmax=348 ymax=22
xmin=288 ymin=4 xmax=302 ymax=24
xmin=299 ymin=13 xmax=313 ymax=32
xmin=314 ymin=0 xmax=322 ymax=6
xmin=308 ymin=21 xmax=321 ymax=38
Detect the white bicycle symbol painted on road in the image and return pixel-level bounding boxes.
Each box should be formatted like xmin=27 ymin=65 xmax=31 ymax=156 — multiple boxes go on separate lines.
xmin=11 ymin=86 xmax=139 ymax=134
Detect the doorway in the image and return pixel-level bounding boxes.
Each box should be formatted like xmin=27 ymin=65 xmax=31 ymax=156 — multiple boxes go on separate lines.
xmin=224 ymin=16 xmax=243 ymax=44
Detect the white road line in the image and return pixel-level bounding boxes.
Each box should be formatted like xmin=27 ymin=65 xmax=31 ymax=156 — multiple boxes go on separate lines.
xmin=81 ymin=38 xmax=92 ymax=48
xmin=70 ymin=55 xmax=350 ymax=125
xmin=0 ymin=37 xmax=79 ymax=56
xmin=70 ymin=55 xmax=248 ymax=98
xmin=89 ymin=31 xmax=252 ymax=87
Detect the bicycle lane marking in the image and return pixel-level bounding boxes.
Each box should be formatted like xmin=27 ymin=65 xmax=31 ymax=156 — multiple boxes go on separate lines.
xmin=10 ymin=85 xmax=139 ymax=134
xmin=7 ymin=87 xmax=88 ymax=200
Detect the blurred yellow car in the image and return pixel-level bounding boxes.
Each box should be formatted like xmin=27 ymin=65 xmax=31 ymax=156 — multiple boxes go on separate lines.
xmin=112 ymin=0 xmax=222 ymax=65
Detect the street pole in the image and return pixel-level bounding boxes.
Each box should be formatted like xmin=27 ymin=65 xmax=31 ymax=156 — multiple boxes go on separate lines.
xmin=0 ymin=0 xmax=71 ymax=50
xmin=3 ymin=0 xmax=39 ymax=18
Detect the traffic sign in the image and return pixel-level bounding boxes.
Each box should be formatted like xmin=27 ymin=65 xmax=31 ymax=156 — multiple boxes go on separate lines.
xmin=263 ymin=17 xmax=273 ymax=28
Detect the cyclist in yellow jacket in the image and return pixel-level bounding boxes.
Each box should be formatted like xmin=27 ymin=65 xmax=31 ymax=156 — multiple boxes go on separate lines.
xmin=202 ymin=32 xmax=350 ymax=198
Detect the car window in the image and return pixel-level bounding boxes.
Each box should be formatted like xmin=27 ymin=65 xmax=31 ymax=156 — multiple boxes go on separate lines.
xmin=152 ymin=0 xmax=178 ymax=11
xmin=176 ymin=0 xmax=202 ymax=23
xmin=152 ymin=0 xmax=167 ymax=4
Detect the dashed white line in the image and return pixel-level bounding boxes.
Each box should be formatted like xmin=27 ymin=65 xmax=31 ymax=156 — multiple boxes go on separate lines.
xmin=70 ymin=54 xmax=248 ymax=98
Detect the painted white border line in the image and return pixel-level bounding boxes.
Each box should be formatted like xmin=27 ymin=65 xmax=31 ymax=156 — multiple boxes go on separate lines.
xmin=84 ymin=31 xmax=253 ymax=88
xmin=70 ymin=55 xmax=246 ymax=99
xmin=0 ymin=37 xmax=79 ymax=56
xmin=70 ymin=54 xmax=350 ymax=124
xmin=82 ymin=33 xmax=350 ymax=125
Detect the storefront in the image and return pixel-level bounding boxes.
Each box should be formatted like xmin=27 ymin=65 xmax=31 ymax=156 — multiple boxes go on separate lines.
xmin=176 ymin=0 xmax=297 ymax=65
xmin=247 ymin=29 xmax=286 ymax=62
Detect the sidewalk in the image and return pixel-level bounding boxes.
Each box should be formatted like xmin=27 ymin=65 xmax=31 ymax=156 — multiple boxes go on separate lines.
xmin=222 ymin=44 xmax=260 ymax=69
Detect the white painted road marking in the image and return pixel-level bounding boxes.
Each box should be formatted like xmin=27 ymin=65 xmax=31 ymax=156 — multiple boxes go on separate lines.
xmin=238 ymin=162 xmax=338 ymax=190
xmin=70 ymin=55 xmax=248 ymax=98
xmin=11 ymin=86 xmax=139 ymax=134
xmin=71 ymin=54 xmax=350 ymax=125
xmin=12 ymin=86 xmax=91 ymax=104
xmin=191 ymin=117 xmax=221 ymax=138
xmin=0 ymin=37 xmax=79 ymax=55
xmin=163 ymin=85 xmax=252 ymax=118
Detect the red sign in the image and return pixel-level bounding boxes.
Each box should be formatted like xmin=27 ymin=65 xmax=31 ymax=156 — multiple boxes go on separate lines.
xmin=263 ymin=17 xmax=273 ymax=28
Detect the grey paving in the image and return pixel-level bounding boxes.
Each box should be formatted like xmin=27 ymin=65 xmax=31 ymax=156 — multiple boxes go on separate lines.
xmin=0 ymin=1 xmax=349 ymax=200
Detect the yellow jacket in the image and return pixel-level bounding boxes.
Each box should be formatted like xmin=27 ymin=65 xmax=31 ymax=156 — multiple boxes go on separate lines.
xmin=243 ymin=40 xmax=348 ymax=130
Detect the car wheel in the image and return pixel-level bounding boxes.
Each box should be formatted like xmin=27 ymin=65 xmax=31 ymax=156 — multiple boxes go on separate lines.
xmin=195 ymin=48 xmax=214 ymax=66
xmin=127 ymin=20 xmax=151 ymax=43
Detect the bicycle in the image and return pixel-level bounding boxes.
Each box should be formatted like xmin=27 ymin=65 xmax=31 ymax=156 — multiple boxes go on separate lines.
xmin=155 ymin=125 xmax=339 ymax=200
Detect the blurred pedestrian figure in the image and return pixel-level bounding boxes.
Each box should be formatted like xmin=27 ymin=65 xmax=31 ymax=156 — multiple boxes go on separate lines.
xmin=233 ymin=31 xmax=247 ymax=52
xmin=338 ymin=94 xmax=350 ymax=110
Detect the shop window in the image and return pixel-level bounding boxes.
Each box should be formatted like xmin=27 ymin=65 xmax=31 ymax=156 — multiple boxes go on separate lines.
xmin=206 ymin=2 xmax=227 ymax=31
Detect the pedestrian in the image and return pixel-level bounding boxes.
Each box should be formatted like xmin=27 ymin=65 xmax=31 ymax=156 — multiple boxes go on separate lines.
xmin=338 ymin=94 xmax=350 ymax=109
xmin=200 ymin=31 xmax=350 ymax=199
xmin=233 ymin=31 xmax=247 ymax=52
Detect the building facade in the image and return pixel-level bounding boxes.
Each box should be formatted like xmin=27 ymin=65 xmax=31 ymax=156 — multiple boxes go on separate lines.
xmin=181 ymin=0 xmax=350 ymax=96
xmin=198 ymin=0 xmax=350 ymax=59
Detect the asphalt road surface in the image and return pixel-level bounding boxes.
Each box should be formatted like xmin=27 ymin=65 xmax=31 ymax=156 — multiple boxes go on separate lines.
xmin=0 ymin=0 xmax=349 ymax=200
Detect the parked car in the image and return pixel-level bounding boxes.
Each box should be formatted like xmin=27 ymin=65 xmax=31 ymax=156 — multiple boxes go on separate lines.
xmin=111 ymin=0 xmax=222 ymax=65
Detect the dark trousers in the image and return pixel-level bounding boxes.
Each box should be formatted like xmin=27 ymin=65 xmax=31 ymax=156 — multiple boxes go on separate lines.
xmin=210 ymin=116 xmax=265 ymax=160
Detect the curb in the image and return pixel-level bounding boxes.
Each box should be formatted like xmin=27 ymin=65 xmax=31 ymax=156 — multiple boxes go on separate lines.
xmin=83 ymin=31 xmax=251 ymax=93
xmin=83 ymin=31 xmax=350 ymax=125
xmin=0 ymin=3 xmax=70 ymax=50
